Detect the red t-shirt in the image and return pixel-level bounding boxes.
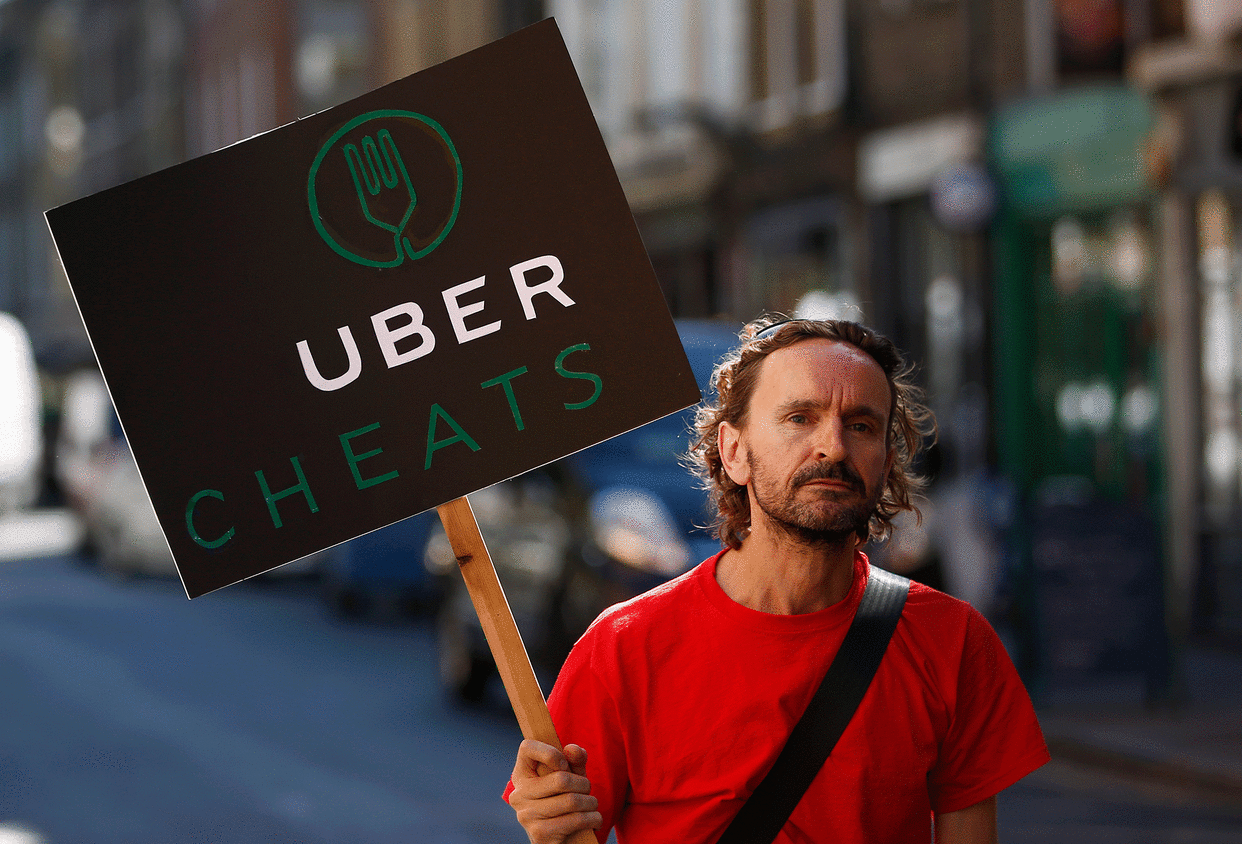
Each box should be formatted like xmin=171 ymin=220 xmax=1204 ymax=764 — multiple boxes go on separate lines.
xmin=507 ymin=550 xmax=1049 ymax=843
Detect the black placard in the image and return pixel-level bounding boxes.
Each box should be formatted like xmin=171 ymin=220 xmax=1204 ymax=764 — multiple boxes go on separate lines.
xmin=46 ymin=20 xmax=699 ymax=598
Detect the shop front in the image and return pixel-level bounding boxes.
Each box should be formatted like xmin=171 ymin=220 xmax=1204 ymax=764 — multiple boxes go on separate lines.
xmin=990 ymin=85 xmax=1170 ymax=700
xmin=1135 ymin=44 xmax=1242 ymax=647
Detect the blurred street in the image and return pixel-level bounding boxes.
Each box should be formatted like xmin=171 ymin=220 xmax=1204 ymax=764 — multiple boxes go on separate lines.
xmin=1002 ymin=755 xmax=1242 ymax=844
xmin=0 ymin=512 xmax=527 ymax=844
xmin=0 ymin=513 xmax=1240 ymax=844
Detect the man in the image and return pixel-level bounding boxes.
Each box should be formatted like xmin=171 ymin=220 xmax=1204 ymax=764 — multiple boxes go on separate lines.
xmin=506 ymin=318 xmax=1049 ymax=843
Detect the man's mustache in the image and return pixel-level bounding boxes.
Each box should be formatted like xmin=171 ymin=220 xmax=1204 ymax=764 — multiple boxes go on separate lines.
xmin=792 ymin=461 xmax=864 ymax=491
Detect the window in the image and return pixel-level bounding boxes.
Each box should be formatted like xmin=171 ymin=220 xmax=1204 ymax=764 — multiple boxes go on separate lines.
xmin=751 ymin=0 xmax=844 ymax=129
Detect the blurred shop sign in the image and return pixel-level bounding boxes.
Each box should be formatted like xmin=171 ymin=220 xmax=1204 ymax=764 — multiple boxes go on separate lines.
xmin=1187 ymin=0 xmax=1242 ymax=43
xmin=991 ymin=86 xmax=1155 ymax=216
xmin=45 ymin=21 xmax=698 ymax=598
xmin=858 ymin=114 xmax=984 ymax=203
xmin=1031 ymin=498 xmax=1169 ymax=698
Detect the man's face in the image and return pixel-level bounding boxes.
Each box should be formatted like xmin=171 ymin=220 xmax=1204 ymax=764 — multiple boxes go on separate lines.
xmin=720 ymin=339 xmax=895 ymax=542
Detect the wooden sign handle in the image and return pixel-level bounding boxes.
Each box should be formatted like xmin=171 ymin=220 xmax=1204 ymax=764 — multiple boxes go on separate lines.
xmin=435 ymin=496 xmax=599 ymax=844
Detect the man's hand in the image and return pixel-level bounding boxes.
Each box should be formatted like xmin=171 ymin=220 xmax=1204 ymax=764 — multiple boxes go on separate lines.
xmin=509 ymin=739 xmax=602 ymax=844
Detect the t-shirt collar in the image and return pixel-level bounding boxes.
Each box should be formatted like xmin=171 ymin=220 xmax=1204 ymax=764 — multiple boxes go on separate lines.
xmin=694 ymin=548 xmax=871 ymax=634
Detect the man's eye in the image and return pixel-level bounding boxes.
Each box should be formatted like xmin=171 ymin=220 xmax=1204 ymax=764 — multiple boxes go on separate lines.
xmin=788 ymin=414 xmax=808 ymax=424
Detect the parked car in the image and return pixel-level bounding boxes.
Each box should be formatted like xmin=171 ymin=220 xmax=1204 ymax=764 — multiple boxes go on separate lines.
xmin=55 ymin=369 xmax=173 ymax=577
xmin=0 ymin=313 xmax=44 ymax=513
xmin=430 ymin=319 xmax=741 ymax=701
xmin=318 ymin=510 xmax=444 ymax=617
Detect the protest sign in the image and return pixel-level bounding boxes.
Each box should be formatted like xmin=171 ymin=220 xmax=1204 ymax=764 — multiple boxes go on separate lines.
xmin=46 ymin=19 xmax=700 ymax=601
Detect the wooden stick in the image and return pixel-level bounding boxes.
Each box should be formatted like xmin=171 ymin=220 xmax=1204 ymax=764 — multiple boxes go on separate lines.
xmin=436 ymin=496 xmax=599 ymax=844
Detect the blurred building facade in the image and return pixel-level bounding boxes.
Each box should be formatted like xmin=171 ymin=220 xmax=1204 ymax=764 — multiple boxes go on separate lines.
xmin=186 ymin=0 xmax=539 ymax=156
xmin=2 ymin=0 xmax=1241 ymax=681
xmin=0 ymin=0 xmax=186 ymax=372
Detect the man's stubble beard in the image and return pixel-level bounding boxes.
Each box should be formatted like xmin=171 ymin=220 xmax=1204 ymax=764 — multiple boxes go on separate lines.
xmin=746 ymin=454 xmax=884 ymax=548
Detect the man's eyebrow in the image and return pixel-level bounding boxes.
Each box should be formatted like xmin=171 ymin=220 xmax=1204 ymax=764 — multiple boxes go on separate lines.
xmin=772 ymin=399 xmax=887 ymax=423
xmin=773 ymin=398 xmax=823 ymax=416
xmin=847 ymin=405 xmax=888 ymax=424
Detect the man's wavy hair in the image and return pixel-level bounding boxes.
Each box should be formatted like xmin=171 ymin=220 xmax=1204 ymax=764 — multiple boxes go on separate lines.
xmin=687 ymin=317 xmax=936 ymax=549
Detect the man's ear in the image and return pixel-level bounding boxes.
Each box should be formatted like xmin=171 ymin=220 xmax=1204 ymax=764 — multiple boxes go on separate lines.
xmin=719 ymin=421 xmax=750 ymax=486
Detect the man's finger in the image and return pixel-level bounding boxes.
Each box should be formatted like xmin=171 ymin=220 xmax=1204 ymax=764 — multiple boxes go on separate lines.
xmin=518 ymin=810 xmax=603 ymax=844
xmin=516 ymin=790 xmax=599 ymax=822
xmin=513 ymin=739 xmax=569 ymax=781
xmin=563 ymin=743 xmax=588 ymax=776
xmin=513 ymin=767 xmax=593 ymax=801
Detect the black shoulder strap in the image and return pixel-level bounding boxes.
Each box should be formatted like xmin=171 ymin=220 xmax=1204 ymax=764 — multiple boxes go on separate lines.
xmin=715 ymin=565 xmax=910 ymax=844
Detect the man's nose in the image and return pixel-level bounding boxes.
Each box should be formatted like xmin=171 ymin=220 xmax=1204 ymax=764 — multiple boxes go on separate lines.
xmin=812 ymin=418 xmax=848 ymax=462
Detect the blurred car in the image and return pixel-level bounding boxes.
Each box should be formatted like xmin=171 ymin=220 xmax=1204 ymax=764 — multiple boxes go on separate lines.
xmin=318 ymin=510 xmax=444 ymax=618
xmin=424 ymin=469 xmax=577 ymax=700
xmin=84 ymin=439 xmax=179 ymax=577
xmin=55 ymin=369 xmax=174 ymax=577
xmin=430 ymin=319 xmax=740 ymax=701
xmin=0 ymin=313 xmax=44 ymax=513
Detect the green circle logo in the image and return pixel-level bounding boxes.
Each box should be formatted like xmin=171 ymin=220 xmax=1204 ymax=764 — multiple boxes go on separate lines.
xmin=308 ymin=110 xmax=463 ymax=267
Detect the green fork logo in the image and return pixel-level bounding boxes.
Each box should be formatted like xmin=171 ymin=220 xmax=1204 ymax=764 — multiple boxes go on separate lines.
xmin=307 ymin=110 xmax=463 ymax=268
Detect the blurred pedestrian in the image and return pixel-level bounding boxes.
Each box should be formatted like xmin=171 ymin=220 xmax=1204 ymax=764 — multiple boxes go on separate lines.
xmin=505 ymin=318 xmax=1048 ymax=843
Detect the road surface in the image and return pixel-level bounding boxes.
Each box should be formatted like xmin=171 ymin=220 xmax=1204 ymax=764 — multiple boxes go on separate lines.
xmin=1 ymin=511 xmax=1240 ymax=843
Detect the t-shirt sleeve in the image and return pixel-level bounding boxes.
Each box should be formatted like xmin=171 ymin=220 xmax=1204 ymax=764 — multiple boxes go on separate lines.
xmin=502 ymin=624 xmax=630 ymax=843
xmin=928 ymin=608 xmax=1050 ymax=813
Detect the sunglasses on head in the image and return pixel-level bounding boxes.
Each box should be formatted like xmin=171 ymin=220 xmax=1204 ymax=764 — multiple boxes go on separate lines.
xmin=754 ymin=319 xmax=795 ymax=341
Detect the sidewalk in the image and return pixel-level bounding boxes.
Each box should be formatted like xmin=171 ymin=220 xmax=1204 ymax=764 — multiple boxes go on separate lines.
xmin=1035 ymin=643 xmax=1242 ymax=800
